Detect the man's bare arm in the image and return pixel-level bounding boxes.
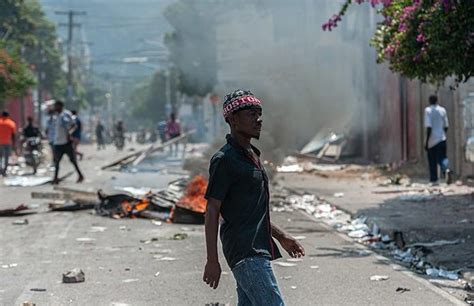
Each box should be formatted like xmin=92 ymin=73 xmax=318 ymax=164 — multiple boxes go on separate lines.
xmin=271 ymin=222 xmax=305 ymax=258
xmin=203 ymin=198 xmax=222 ymax=289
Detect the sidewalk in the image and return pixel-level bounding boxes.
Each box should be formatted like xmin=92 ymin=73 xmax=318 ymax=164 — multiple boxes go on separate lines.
xmin=276 ymin=168 xmax=474 ymax=279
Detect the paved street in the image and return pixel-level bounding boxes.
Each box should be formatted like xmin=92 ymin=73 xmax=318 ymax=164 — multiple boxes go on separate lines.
xmin=0 ymin=144 xmax=465 ymax=305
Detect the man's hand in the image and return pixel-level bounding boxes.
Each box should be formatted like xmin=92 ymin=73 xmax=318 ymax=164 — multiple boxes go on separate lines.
xmin=203 ymin=260 xmax=221 ymax=289
xmin=280 ymin=236 xmax=305 ymax=258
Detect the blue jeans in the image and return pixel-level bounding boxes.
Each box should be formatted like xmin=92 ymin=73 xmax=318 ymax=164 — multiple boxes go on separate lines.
xmin=231 ymin=256 xmax=285 ymax=306
xmin=427 ymin=141 xmax=449 ymax=182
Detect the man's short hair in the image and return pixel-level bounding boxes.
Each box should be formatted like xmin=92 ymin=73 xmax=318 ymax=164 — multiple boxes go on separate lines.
xmin=1 ymin=111 xmax=9 ymax=117
xmin=55 ymin=100 xmax=64 ymax=107
xmin=429 ymin=95 xmax=438 ymax=104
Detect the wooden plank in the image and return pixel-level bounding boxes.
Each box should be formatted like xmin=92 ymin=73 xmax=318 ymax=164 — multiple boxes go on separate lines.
xmin=52 ymin=186 xmax=97 ymax=197
xmin=31 ymin=192 xmax=71 ymax=200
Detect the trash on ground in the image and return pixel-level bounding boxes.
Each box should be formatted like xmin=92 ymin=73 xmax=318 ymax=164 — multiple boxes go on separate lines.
xmin=333 ymin=192 xmax=344 ymax=198
xmin=49 ymin=201 xmax=95 ymax=212
xmin=154 ymin=271 xmax=160 ymax=277
xmin=426 ymin=268 xmax=459 ymax=280
xmin=170 ymin=233 xmax=188 ymax=240
xmin=89 ymin=226 xmax=107 ymax=233
xmin=310 ymin=265 xmax=319 ymax=269
xmin=122 ymin=279 xmax=139 ymax=283
xmin=76 ymin=237 xmax=96 ymax=242
xmin=0 ymin=204 xmax=35 ymax=217
xmin=30 ymin=288 xmax=46 ymax=292
xmin=407 ymin=239 xmax=464 ymax=248
xmin=370 ymin=275 xmax=390 ymax=281
xmin=154 ymin=256 xmax=177 ymax=261
xmin=286 ymin=258 xmax=303 ymax=262
xmin=114 ymin=186 xmax=152 ymax=197
xmin=151 ymin=220 xmax=162 ymax=226
xmin=62 ymin=268 xmax=85 ymax=283
xmin=4 ymin=172 xmax=73 ymax=187
xmin=290 ymin=286 xmax=297 ymax=290
xmin=140 ymin=237 xmax=159 ymax=244
xmin=21 ymin=301 xmax=35 ymax=306
xmin=12 ymin=219 xmax=29 ymax=225
xmin=1 ymin=263 xmax=18 ymax=268
xmin=274 ymin=262 xmax=297 ymax=267
xmin=396 ymin=287 xmax=410 ymax=293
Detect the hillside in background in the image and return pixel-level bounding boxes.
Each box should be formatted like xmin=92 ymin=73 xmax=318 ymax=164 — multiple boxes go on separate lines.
xmin=40 ymin=0 xmax=174 ymax=78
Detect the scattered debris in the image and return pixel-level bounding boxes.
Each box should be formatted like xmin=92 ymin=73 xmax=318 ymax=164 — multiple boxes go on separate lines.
xmin=89 ymin=226 xmax=107 ymax=233
xmin=154 ymin=256 xmax=177 ymax=261
xmin=466 ymin=293 xmax=474 ymax=305
xmin=122 ymin=279 xmax=139 ymax=283
xmin=406 ymin=239 xmax=465 ymax=248
xmin=0 ymin=204 xmax=35 ymax=217
xmin=3 ymin=172 xmax=73 ymax=187
xmin=333 ymin=192 xmax=344 ymax=198
xmin=310 ymin=265 xmax=319 ymax=269
xmin=370 ymin=275 xmax=390 ymax=281
xmin=290 ymin=286 xmax=297 ymax=290
xmin=76 ymin=237 xmax=96 ymax=242
xmin=274 ymin=262 xmax=297 ymax=267
xmin=2 ymin=263 xmax=18 ymax=268
xmin=396 ymin=287 xmax=410 ymax=293
xmin=30 ymin=288 xmax=46 ymax=292
xmin=12 ymin=219 xmax=29 ymax=225
xmin=426 ymin=268 xmax=459 ymax=280
xmin=170 ymin=233 xmax=188 ymax=240
xmin=21 ymin=301 xmax=35 ymax=306
xmin=151 ymin=220 xmax=162 ymax=226
xmin=154 ymin=271 xmax=161 ymax=277
xmin=62 ymin=268 xmax=85 ymax=283
xmin=140 ymin=238 xmax=159 ymax=244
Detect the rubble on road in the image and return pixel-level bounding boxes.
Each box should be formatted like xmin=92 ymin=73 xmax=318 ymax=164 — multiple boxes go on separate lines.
xmin=3 ymin=171 xmax=73 ymax=187
xmin=94 ymin=175 xmax=207 ymax=224
xmin=101 ymin=131 xmax=195 ymax=171
xmin=370 ymin=275 xmax=389 ymax=281
xmin=62 ymin=268 xmax=85 ymax=283
xmin=271 ymin=188 xmax=466 ymax=281
xmin=12 ymin=219 xmax=28 ymax=225
xmin=0 ymin=204 xmax=36 ymax=217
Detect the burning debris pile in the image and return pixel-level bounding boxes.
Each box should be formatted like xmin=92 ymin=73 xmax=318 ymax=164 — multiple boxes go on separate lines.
xmin=271 ymin=188 xmax=464 ymax=281
xmin=29 ymin=176 xmax=208 ymax=224
xmin=96 ymin=176 xmax=208 ymax=224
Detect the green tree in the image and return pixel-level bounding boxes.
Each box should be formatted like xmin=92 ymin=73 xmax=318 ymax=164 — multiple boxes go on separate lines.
xmin=131 ymin=70 xmax=167 ymax=124
xmin=325 ymin=0 xmax=474 ymax=86
xmin=0 ymin=43 xmax=35 ymax=108
xmin=1 ymin=0 xmax=66 ymax=97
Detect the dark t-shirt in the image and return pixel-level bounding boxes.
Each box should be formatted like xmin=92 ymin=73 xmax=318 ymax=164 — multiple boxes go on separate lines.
xmin=205 ymin=134 xmax=282 ymax=269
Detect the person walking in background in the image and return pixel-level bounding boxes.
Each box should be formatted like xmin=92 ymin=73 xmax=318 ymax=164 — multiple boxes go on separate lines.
xmin=71 ymin=110 xmax=83 ymax=160
xmin=22 ymin=116 xmax=42 ymax=139
xmin=114 ymin=120 xmax=125 ymax=151
xmin=95 ymin=121 xmax=106 ymax=150
xmin=165 ymin=113 xmax=181 ymax=156
xmin=45 ymin=109 xmax=56 ymax=166
xmin=203 ymin=89 xmax=305 ymax=305
xmin=52 ymin=101 xmax=84 ymax=184
xmin=0 ymin=111 xmax=17 ymax=177
xmin=424 ymin=95 xmax=452 ymax=185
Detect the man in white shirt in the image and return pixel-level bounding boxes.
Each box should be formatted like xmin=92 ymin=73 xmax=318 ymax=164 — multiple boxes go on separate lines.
xmin=52 ymin=100 xmax=84 ymax=184
xmin=424 ymin=95 xmax=452 ymax=184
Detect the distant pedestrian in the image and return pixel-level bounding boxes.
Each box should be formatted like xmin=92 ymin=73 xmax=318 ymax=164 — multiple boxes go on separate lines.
xmin=95 ymin=121 xmax=106 ymax=150
xmin=424 ymin=95 xmax=452 ymax=184
xmin=114 ymin=120 xmax=125 ymax=151
xmin=165 ymin=113 xmax=181 ymax=156
xmin=0 ymin=111 xmax=17 ymax=176
xmin=71 ymin=110 xmax=83 ymax=160
xmin=52 ymin=100 xmax=84 ymax=184
xmin=203 ymin=89 xmax=305 ymax=305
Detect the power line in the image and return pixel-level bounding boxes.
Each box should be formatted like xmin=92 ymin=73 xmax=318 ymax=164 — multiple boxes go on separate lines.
xmin=55 ymin=10 xmax=87 ymax=109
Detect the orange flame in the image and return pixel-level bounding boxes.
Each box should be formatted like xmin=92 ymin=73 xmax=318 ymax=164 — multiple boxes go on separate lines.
xmin=176 ymin=175 xmax=208 ymax=213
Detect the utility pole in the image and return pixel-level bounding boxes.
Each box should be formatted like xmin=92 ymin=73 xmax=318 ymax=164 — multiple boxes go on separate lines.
xmin=55 ymin=10 xmax=86 ymax=110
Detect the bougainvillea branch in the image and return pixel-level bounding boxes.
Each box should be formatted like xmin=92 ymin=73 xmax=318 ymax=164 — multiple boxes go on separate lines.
xmin=324 ymin=0 xmax=474 ymax=86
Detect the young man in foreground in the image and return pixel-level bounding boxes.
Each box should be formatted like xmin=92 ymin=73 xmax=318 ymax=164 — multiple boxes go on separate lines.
xmin=203 ymin=89 xmax=305 ymax=305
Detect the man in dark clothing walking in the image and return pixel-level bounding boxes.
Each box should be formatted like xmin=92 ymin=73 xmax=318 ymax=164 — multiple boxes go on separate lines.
xmin=203 ymin=89 xmax=305 ymax=306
